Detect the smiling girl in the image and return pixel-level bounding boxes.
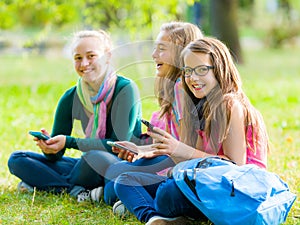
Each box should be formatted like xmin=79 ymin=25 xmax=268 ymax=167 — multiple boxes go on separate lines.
xmin=7 ymin=29 xmax=141 ymax=199
xmin=114 ymin=37 xmax=270 ymax=224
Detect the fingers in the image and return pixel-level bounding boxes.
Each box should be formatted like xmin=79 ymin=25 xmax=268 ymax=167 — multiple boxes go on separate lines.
xmin=148 ymin=127 xmax=166 ymax=137
xmin=126 ymin=154 xmax=134 ymax=162
xmin=153 ymin=127 xmax=172 ymax=138
xmin=112 ymin=146 xmax=120 ymax=153
xmin=41 ymin=128 xmax=50 ymax=136
xmin=117 ymin=149 xmax=135 ymax=161
xmin=148 ymin=128 xmax=173 ymax=144
xmin=151 ymin=142 xmax=168 ymax=150
xmin=117 ymin=149 xmax=127 ymax=159
xmin=150 ymin=133 xmax=166 ymax=143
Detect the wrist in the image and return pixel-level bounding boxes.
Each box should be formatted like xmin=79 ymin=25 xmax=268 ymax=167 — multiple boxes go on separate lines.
xmin=189 ymin=148 xmax=196 ymax=160
xmin=172 ymin=142 xmax=196 ymax=161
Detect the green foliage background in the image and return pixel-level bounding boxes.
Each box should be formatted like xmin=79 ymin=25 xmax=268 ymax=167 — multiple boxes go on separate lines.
xmin=0 ymin=46 xmax=299 ymax=225
xmin=0 ymin=0 xmax=299 ymax=224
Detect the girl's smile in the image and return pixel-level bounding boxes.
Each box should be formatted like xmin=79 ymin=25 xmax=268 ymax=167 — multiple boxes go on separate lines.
xmin=152 ymin=31 xmax=174 ymax=77
xmin=191 ymin=83 xmax=205 ymax=91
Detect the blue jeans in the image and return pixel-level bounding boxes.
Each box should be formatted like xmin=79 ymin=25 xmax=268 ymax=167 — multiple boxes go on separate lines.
xmin=8 ymin=150 xmax=103 ymax=196
xmin=82 ymin=150 xmax=175 ymax=206
xmin=114 ymin=172 xmax=205 ymax=222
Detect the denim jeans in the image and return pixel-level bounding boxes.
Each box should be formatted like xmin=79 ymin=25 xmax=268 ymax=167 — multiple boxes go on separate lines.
xmin=114 ymin=172 xmax=205 ymax=222
xmin=7 ymin=150 xmax=103 ymax=196
xmin=82 ymin=150 xmax=175 ymax=205
xmin=114 ymin=172 xmax=167 ymax=222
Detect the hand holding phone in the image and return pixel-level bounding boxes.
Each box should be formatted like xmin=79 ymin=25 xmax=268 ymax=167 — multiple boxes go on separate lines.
xmin=141 ymin=119 xmax=155 ymax=132
xmin=29 ymin=131 xmax=50 ymax=140
xmin=107 ymin=141 xmax=138 ymax=155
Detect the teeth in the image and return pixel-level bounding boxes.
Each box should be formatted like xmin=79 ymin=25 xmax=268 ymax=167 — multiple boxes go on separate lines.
xmin=156 ymin=65 xmax=162 ymax=70
xmin=194 ymin=84 xmax=204 ymax=88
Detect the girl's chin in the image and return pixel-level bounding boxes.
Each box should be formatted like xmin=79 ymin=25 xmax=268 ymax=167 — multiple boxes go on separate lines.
xmin=82 ymin=77 xmax=96 ymax=84
xmin=192 ymin=91 xmax=206 ymax=99
xmin=155 ymin=67 xmax=168 ymax=77
xmin=155 ymin=71 xmax=163 ymax=77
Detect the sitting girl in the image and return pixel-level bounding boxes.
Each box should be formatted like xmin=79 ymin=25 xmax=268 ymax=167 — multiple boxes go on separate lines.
xmin=114 ymin=37 xmax=270 ymax=224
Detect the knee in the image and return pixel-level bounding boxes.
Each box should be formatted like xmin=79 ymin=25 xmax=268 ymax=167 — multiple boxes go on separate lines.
xmin=104 ymin=160 xmax=125 ymax=181
xmin=7 ymin=151 xmax=26 ymax=173
xmin=114 ymin=172 xmax=131 ymax=188
xmin=8 ymin=150 xmax=25 ymax=165
xmin=114 ymin=172 xmax=137 ymax=195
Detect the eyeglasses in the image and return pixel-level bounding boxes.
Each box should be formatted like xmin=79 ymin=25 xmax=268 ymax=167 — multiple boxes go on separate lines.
xmin=181 ymin=65 xmax=214 ymax=77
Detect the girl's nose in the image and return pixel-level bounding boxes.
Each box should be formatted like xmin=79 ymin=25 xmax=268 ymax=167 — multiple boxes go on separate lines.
xmin=81 ymin=57 xmax=89 ymax=66
xmin=152 ymin=48 xmax=158 ymax=59
xmin=190 ymin=72 xmax=200 ymax=81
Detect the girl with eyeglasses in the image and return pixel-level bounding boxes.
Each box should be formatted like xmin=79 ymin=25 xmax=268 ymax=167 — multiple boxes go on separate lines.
xmin=114 ymin=37 xmax=269 ymax=224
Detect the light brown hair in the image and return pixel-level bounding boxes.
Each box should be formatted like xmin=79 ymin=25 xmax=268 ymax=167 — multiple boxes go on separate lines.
xmin=180 ymin=37 xmax=269 ymax=154
xmin=154 ymin=21 xmax=203 ymax=117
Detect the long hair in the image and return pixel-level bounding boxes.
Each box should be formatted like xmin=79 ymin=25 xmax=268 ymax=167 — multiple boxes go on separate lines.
xmin=154 ymin=21 xmax=203 ymax=117
xmin=180 ymin=37 xmax=269 ymax=153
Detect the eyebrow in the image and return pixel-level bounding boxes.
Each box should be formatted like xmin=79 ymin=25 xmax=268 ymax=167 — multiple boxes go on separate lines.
xmin=73 ymin=51 xmax=98 ymax=56
xmin=154 ymin=41 xmax=168 ymax=46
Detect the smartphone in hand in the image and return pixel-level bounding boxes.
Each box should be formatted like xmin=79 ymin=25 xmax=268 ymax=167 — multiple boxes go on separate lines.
xmin=141 ymin=119 xmax=158 ymax=133
xmin=29 ymin=131 xmax=50 ymax=140
xmin=107 ymin=141 xmax=138 ymax=155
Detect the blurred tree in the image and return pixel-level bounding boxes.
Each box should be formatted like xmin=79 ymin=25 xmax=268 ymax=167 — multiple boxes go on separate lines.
xmin=267 ymin=0 xmax=300 ymax=48
xmin=81 ymin=0 xmax=184 ymax=39
xmin=238 ymin=0 xmax=255 ymax=26
xmin=0 ymin=2 xmax=17 ymax=29
xmin=0 ymin=0 xmax=83 ymax=49
xmin=0 ymin=0 xmax=186 ymax=41
xmin=0 ymin=0 xmax=82 ymax=29
xmin=210 ymin=0 xmax=243 ymax=63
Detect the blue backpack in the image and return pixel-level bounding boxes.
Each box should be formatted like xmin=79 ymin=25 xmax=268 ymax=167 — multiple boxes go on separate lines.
xmin=172 ymin=157 xmax=296 ymax=225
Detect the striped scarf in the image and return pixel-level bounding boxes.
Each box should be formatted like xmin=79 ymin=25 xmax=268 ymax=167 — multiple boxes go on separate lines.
xmin=77 ymin=69 xmax=117 ymax=139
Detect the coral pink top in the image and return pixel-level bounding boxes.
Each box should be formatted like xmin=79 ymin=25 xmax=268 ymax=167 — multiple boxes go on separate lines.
xmin=198 ymin=126 xmax=267 ymax=169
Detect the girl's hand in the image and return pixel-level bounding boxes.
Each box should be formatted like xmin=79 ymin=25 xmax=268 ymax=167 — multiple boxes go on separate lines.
xmin=32 ymin=128 xmax=51 ymax=142
xmin=138 ymin=127 xmax=196 ymax=163
xmin=41 ymin=128 xmax=50 ymax=137
xmin=147 ymin=127 xmax=180 ymax=156
xmin=36 ymin=135 xmax=66 ymax=154
xmin=112 ymin=141 xmax=138 ymax=162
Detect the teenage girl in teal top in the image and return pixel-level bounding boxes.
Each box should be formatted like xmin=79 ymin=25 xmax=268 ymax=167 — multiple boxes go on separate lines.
xmin=7 ymin=30 xmax=141 ymax=197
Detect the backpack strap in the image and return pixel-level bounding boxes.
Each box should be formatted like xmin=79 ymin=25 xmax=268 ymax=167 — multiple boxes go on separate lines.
xmin=183 ymin=170 xmax=201 ymax=201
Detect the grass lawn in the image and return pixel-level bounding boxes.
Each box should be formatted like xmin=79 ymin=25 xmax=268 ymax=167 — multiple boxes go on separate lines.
xmin=0 ymin=44 xmax=299 ymax=224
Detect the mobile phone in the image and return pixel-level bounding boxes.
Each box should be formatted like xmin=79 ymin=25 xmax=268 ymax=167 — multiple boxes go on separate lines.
xmin=107 ymin=141 xmax=138 ymax=155
xmin=29 ymin=131 xmax=50 ymax=140
xmin=141 ymin=119 xmax=155 ymax=132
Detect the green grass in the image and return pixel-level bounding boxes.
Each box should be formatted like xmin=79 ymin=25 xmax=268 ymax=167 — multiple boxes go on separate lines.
xmin=0 ymin=45 xmax=299 ymax=224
